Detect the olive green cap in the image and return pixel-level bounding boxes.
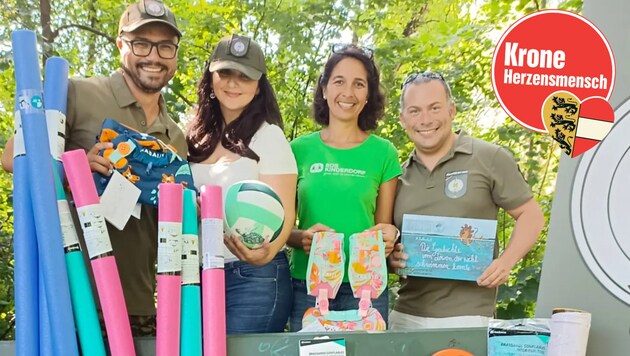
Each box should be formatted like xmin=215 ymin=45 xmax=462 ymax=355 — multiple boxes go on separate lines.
xmin=208 ymin=34 xmax=266 ymax=80
xmin=118 ymin=0 xmax=181 ymax=37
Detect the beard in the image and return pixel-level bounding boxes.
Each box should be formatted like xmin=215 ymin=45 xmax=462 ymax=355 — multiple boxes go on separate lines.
xmin=122 ymin=61 xmax=174 ymax=94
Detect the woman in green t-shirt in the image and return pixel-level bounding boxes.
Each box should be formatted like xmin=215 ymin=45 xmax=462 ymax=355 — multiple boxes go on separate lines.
xmin=287 ymin=44 xmax=402 ymax=331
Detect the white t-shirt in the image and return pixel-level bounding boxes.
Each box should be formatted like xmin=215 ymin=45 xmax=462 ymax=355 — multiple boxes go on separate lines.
xmin=191 ymin=122 xmax=297 ymax=262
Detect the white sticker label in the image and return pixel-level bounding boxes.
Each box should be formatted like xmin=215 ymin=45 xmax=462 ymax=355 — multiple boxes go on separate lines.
xmin=157 ymin=221 xmax=182 ymax=274
xmin=99 ymin=170 xmax=141 ymax=230
xmin=132 ymin=203 xmax=142 ymax=220
xmin=17 ymin=90 xmax=44 ymax=114
xmin=45 ymin=109 xmax=66 ymax=161
xmin=58 ymin=200 xmax=80 ymax=248
xmin=201 ymin=218 xmax=224 ymax=269
xmin=181 ymin=233 xmax=200 ymax=285
xmin=13 ymin=110 xmax=26 ymax=158
xmin=299 ymin=337 xmax=347 ymax=355
xmin=77 ymin=204 xmax=112 ymax=258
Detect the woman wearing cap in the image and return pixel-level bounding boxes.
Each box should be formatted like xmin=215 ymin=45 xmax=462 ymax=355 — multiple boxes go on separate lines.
xmin=287 ymin=44 xmax=402 ymax=331
xmin=187 ymin=34 xmax=297 ymax=333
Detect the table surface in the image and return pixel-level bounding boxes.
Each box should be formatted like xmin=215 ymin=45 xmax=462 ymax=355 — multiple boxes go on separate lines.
xmin=0 ymin=327 xmax=488 ymax=355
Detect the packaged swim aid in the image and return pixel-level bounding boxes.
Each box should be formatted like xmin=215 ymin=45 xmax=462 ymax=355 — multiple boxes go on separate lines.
xmin=94 ymin=118 xmax=195 ymax=206
xmin=488 ymin=318 xmax=551 ymax=356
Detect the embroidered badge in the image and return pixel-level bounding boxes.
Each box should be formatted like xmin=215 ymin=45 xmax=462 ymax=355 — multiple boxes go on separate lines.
xmin=445 ymin=170 xmax=468 ymax=199
xmin=230 ymin=35 xmax=249 ymax=57
xmin=145 ymin=0 xmax=165 ymax=17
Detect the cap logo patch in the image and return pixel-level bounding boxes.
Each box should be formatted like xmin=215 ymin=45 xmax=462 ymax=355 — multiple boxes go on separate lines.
xmin=145 ymin=0 xmax=165 ymax=17
xmin=229 ymin=35 xmax=250 ymax=57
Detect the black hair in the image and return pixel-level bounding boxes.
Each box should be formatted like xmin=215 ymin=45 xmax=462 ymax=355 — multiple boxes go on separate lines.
xmin=186 ymin=67 xmax=283 ymax=163
xmin=312 ymin=47 xmax=385 ymax=131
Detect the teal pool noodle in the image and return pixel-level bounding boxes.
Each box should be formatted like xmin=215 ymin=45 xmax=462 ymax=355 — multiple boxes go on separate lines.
xmin=181 ymin=285 xmax=202 ymax=356
xmin=52 ymin=162 xmax=66 ymax=200
xmin=65 ymin=251 xmax=106 ymax=356
xmin=181 ymin=189 xmax=201 ymax=355
xmin=12 ymin=29 xmax=78 ymax=356
xmin=182 ymin=189 xmax=198 ymax=235
xmin=12 ymin=100 xmax=39 ymax=355
xmin=53 ymin=163 xmax=106 ymax=356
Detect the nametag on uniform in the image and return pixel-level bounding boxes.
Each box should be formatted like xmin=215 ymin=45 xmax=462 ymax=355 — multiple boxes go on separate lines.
xmin=100 ymin=170 xmax=141 ymax=230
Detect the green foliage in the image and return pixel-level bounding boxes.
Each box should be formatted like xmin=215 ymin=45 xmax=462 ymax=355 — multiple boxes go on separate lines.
xmin=0 ymin=174 xmax=14 ymax=340
xmin=0 ymin=0 xmax=582 ymax=338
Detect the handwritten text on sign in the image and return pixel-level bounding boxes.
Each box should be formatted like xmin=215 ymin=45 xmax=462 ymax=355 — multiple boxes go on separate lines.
xmin=400 ymin=214 xmax=497 ymax=281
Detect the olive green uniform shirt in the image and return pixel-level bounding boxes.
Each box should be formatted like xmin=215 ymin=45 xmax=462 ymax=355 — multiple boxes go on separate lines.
xmin=393 ymin=130 xmax=532 ymax=318
xmin=66 ymin=70 xmax=187 ymax=316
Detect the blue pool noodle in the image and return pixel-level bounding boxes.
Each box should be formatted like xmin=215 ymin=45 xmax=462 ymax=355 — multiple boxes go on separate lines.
xmin=41 ymin=57 xmax=71 ymax=356
xmin=12 ymin=98 xmax=39 ymax=356
xmin=11 ymin=29 xmax=78 ymax=356
xmin=46 ymin=56 xmax=105 ymax=355
xmin=43 ymin=57 xmax=68 ymax=113
xmin=39 ymin=268 xmax=53 ymax=356
xmin=44 ymin=57 xmax=69 ymax=180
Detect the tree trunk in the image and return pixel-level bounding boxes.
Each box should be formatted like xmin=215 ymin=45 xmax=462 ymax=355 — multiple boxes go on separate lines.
xmin=86 ymin=0 xmax=97 ymax=76
xmin=39 ymin=0 xmax=53 ymax=66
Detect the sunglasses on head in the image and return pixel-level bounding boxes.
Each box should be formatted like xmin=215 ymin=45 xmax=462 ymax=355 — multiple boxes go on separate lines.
xmin=401 ymin=71 xmax=445 ymax=89
xmin=331 ymin=43 xmax=374 ymax=60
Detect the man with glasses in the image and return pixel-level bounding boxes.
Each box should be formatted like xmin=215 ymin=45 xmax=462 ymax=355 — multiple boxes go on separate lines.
xmin=387 ymin=72 xmax=544 ymax=329
xmin=79 ymin=0 xmax=186 ymax=337
xmin=3 ymin=0 xmax=186 ymax=337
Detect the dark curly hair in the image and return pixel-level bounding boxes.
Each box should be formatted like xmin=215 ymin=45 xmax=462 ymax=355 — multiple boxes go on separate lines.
xmin=312 ymin=47 xmax=385 ymax=131
xmin=186 ymin=66 xmax=283 ymax=163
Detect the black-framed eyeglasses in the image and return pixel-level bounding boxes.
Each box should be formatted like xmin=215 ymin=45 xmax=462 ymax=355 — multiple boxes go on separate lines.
xmin=401 ymin=71 xmax=445 ymax=89
xmin=121 ymin=38 xmax=179 ymax=59
xmin=331 ymin=43 xmax=374 ymax=60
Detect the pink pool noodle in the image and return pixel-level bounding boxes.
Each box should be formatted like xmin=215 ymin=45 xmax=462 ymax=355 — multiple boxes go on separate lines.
xmin=156 ymin=183 xmax=183 ymax=356
xmin=61 ymin=149 xmax=135 ymax=356
xmin=156 ymin=275 xmax=182 ymax=355
xmin=158 ymin=183 xmax=183 ymax=222
xmin=200 ymin=185 xmax=226 ymax=356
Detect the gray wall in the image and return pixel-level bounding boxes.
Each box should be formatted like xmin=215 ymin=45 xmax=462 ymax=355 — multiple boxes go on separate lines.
xmin=536 ymin=0 xmax=630 ymax=354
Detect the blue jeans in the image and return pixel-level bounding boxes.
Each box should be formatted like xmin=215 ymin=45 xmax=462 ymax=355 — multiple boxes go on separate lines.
xmin=225 ymin=251 xmax=292 ymax=333
xmin=290 ymin=279 xmax=389 ymax=331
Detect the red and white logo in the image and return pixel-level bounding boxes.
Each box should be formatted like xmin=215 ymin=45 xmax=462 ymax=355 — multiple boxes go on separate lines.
xmin=541 ymin=91 xmax=614 ymax=157
xmin=492 ymin=9 xmax=615 ymax=151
